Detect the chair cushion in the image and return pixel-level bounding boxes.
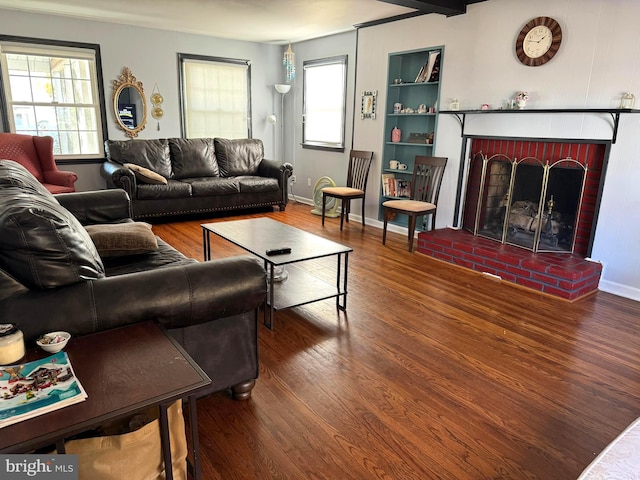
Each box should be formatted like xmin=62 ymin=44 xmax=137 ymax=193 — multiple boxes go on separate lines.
xmin=84 ymin=222 xmax=159 ymax=257
xmin=382 ymin=199 xmax=436 ymax=212
xmin=214 ymin=138 xmax=263 ymax=176
xmin=322 ymin=187 xmax=364 ymax=197
xmin=0 ymin=160 xmax=105 ymax=289
xmin=169 ymin=138 xmax=219 ymax=179
xmin=124 ymin=163 xmax=168 ymax=185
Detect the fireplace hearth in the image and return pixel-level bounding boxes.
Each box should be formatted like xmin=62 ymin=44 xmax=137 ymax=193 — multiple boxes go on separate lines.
xmin=417 ymin=137 xmax=607 ymax=300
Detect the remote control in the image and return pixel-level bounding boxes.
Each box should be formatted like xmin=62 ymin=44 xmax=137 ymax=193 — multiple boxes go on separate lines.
xmin=266 ymin=247 xmax=291 ymax=256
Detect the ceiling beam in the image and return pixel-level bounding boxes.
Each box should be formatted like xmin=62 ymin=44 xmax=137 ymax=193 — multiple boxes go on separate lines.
xmin=377 ymin=0 xmax=485 ymax=17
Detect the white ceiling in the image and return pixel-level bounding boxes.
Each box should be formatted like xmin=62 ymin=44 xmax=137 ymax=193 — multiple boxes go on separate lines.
xmin=0 ymin=0 xmax=419 ymax=44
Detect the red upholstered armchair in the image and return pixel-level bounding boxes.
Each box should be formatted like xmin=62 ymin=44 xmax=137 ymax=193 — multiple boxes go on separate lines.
xmin=0 ymin=133 xmax=78 ymax=193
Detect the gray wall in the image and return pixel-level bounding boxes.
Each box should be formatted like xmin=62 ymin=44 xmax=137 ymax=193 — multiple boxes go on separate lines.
xmin=0 ymin=9 xmax=282 ymax=190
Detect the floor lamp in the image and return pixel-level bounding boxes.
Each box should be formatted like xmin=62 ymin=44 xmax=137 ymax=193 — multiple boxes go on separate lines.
xmin=274 ymin=84 xmax=291 ymax=161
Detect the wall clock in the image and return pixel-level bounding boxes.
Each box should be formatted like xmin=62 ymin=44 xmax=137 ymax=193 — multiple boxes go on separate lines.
xmin=515 ymin=16 xmax=562 ymax=67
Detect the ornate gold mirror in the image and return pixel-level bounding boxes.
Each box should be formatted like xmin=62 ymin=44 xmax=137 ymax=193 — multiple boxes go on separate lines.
xmin=112 ymin=67 xmax=147 ymax=138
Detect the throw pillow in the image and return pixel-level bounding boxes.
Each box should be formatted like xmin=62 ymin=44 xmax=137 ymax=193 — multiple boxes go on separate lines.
xmin=85 ymin=222 xmax=159 ymax=257
xmin=123 ymin=163 xmax=168 ymax=185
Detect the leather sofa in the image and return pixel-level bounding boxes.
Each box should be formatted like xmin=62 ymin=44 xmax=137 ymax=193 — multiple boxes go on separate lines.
xmin=101 ymin=137 xmax=293 ymax=220
xmin=0 ymin=159 xmax=266 ymax=399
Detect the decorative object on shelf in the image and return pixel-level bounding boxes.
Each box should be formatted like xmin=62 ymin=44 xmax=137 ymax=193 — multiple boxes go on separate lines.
xmin=361 ymin=90 xmax=377 ymax=119
xmin=283 ymin=43 xmax=295 ymax=82
xmin=515 ymin=16 xmax=562 ymax=67
xmin=394 ymin=102 xmax=403 ymax=114
xmin=393 ymin=78 xmax=402 ymax=85
xmin=415 ymin=50 xmax=441 ymax=83
xmin=481 ymin=103 xmax=490 ymax=110
xmin=449 ymin=98 xmax=460 ymax=111
xmin=620 ymin=92 xmax=636 ymax=109
xmin=150 ymin=84 xmax=164 ymax=131
xmin=389 ymin=160 xmax=399 ymax=169
xmin=391 ymin=127 xmax=402 ymax=143
xmin=515 ymin=91 xmax=530 ymax=109
xmin=398 ymin=163 xmax=408 ymax=170
xmin=408 ymin=132 xmax=429 ymax=144
xmin=418 ymin=104 xmax=427 ymax=114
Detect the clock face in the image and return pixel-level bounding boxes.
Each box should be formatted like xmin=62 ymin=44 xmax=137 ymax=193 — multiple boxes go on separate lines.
xmin=516 ymin=17 xmax=562 ymax=67
xmin=523 ymin=26 xmax=553 ymax=58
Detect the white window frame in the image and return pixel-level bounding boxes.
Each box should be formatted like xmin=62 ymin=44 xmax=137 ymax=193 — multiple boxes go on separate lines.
xmin=178 ymin=54 xmax=252 ymax=139
xmin=0 ymin=37 xmax=106 ymax=160
xmin=302 ymin=55 xmax=348 ymax=151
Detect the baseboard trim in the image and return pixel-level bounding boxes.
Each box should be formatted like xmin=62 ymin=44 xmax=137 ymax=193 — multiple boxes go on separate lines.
xmin=597 ymin=280 xmax=640 ymax=302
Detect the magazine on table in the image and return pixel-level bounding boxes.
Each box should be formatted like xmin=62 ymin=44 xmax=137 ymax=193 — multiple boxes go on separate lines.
xmin=0 ymin=351 xmax=87 ymax=428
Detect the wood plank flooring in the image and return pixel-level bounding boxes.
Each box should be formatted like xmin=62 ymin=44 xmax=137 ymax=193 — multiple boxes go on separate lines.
xmin=150 ymin=201 xmax=640 ymax=480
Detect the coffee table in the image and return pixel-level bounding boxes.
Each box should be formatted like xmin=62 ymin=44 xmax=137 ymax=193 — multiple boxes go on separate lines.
xmin=0 ymin=322 xmax=211 ymax=480
xmin=202 ymin=218 xmax=353 ymax=330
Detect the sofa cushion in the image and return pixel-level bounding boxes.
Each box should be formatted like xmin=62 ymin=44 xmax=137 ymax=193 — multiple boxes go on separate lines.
xmin=0 ymin=160 xmax=105 ymax=289
xmin=236 ymin=176 xmax=280 ymax=193
xmin=105 ymin=139 xmax=172 ymax=179
xmin=169 ymin=138 xmax=219 ymax=179
xmin=181 ymin=177 xmax=240 ymax=197
xmin=85 ymin=222 xmax=159 ymax=257
xmin=213 ymin=138 xmax=263 ymax=177
xmin=124 ymin=163 xmax=168 ymax=185
xmin=136 ymin=180 xmax=192 ymax=200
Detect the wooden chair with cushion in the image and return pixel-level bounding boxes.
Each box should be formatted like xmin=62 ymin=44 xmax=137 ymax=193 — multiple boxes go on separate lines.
xmin=0 ymin=133 xmax=77 ymax=193
xmin=321 ymin=149 xmax=374 ymax=230
xmin=382 ymin=156 xmax=447 ymax=252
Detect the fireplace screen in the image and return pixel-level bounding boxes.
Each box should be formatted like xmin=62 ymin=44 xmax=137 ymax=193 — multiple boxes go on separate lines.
xmin=465 ymin=153 xmax=587 ymax=253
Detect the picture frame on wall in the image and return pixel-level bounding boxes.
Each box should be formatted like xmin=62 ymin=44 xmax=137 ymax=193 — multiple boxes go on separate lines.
xmin=361 ymin=90 xmax=377 ymax=119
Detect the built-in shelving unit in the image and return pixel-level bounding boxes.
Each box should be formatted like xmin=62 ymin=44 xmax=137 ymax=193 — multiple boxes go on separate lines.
xmin=379 ymin=46 xmax=444 ymax=229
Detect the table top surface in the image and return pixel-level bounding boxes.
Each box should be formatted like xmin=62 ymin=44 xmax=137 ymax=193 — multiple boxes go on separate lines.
xmin=0 ymin=321 xmax=211 ymax=453
xmin=202 ymin=217 xmax=352 ymax=265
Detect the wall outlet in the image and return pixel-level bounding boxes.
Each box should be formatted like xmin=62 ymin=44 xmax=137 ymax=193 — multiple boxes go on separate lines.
xmin=290 ymin=175 xmax=296 ymax=184
xmin=307 ymin=178 xmax=311 ymax=187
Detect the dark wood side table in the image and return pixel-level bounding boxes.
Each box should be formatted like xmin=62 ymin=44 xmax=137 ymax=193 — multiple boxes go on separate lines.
xmin=0 ymin=321 xmax=211 ymax=480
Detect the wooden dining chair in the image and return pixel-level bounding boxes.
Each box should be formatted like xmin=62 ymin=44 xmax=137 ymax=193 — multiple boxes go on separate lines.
xmin=382 ymin=156 xmax=447 ymax=252
xmin=322 ymin=149 xmax=374 ymax=230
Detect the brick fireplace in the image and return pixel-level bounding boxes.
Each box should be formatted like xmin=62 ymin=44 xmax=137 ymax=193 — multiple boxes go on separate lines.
xmin=418 ymin=137 xmax=607 ymax=300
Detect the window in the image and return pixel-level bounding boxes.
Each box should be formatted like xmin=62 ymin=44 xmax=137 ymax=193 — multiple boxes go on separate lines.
xmin=0 ymin=37 xmax=106 ymax=160
xmin=303 ymin=55 xmax=347 ymax=151
xmin=179 ymin=54 xmax=251 ymax=139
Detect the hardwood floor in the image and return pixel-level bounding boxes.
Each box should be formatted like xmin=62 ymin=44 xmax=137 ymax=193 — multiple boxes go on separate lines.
xmin=151 ymin=202 xmax=640 ymax=480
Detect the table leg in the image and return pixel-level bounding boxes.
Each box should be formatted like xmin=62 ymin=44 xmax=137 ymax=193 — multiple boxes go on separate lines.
xmin=159 ymin=403 xmax=174 ymax=480
xmin=187 ymin=395 xmax=202 ymax=480
xmin=202 ymin=229 xmax=211 ymax=261
xmin=337 ymin=252 xmax=349 ymax=311
xmin=263 ymin=262 xmax=275 ymax=330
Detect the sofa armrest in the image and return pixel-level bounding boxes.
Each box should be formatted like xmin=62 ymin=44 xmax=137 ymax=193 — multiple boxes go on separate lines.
xmin=55 ymin=189 xmax=132 ymax=225
xmin=7 ymin=255 xmax=267 ymax=344
xmin=259 ymin=159 xmax=293 ymax=206
xmin=101 ymin=160 xmax=137 ymax=196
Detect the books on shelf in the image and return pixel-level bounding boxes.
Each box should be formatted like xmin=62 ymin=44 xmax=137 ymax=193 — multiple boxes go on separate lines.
xmin=0 ymin=351 xmax=87 ymax=428
xmin=382 ymin=173 xmax=411 ymax=198
xmin=415 ymin=51 xmax=441 ymax=83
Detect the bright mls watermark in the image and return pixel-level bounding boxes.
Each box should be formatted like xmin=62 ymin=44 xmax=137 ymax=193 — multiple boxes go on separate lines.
xmin=0 ymin=455 xmax=77 ymax=479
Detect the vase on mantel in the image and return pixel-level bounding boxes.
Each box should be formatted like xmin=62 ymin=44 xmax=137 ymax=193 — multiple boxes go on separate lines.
xmin=517 ymin=99 xmax=527 ymax=109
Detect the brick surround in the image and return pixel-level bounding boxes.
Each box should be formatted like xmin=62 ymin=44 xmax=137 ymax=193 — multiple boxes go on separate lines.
xmin=417 ymin=228 xmax=602 ymax=301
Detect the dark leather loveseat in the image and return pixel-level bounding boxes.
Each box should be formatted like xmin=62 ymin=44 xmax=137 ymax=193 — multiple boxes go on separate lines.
xmin=0 ymin=159 xmax=266 ymax=399
xmin=101 ymin=137 xmax=293 ymax=220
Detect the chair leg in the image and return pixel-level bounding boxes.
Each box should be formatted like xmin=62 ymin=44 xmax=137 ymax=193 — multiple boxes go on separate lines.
xmin=322 ymin=193 xmax=326 ymax=226
xmin=407 ymin=214 xmax=417 ymax=252
xmin=382 ymin=208 xmax=389 ymax=245
xmin=361 ymin=198 xmax=366 ymax=228
xmin=431 ymin=211 xmax=437 ymax=231
xmin=344 ymin=199 xmax=350 ymax=225
xmin=339 ymin=200 xmax=345 ymax=230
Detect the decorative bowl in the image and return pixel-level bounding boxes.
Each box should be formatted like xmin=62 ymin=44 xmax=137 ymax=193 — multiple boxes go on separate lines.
xmin=36 ymin=331 xmax=71 ymax=353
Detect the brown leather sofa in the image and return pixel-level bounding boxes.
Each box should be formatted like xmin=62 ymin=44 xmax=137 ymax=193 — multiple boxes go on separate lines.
xmin=0 ymin=159 xmax=266 ymax=399
xmin=101 ymin=137 xmax=293 ymax=220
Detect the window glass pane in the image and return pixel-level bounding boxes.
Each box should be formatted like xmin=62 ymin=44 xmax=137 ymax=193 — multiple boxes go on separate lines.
xmin=180 ymin=56 xmax=250 ymax=139
xmin=0 ymin=40 xmax=105 ymax=159
xmin=303 ymin=56 xmax=347 ymax=149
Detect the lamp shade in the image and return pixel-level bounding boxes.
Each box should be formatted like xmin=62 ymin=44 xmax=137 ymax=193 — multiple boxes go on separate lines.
xmin=274 ymin=84 xmax=291 ymax=94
